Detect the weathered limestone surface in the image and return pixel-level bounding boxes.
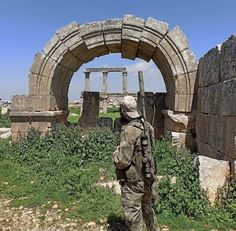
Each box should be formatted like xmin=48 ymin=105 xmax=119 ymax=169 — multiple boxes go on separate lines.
xmin=122 ymin=15 xmax=145 ymax=60
xmin=0 ymin=128 xmax=11 ymax=135
xmin=220 ymin=36 xmax=236 ymax=82
xmin=223 ymin=116 xmax=236 ymax=160
xmin=103 ymin=19 xmax=122 ymax=53
xmin=197 ymin=35 xmax=236 ymax=161
xmin=137 ymin=17 xmax=168 ymax=61
xmin=198 ymin=155 xmax=230 ymax=204
xmin=80 ymin=21 xmax=109 ymax=57
xmin=163 ymin=109 xmax=196 ymax=150
xmin=78 ymin=92 xmax=100 ymax=128
xmin=198 ymin=46 xmax=221 ymax=87
xmin=10 ymin=110 xmax=68 ymax=141
xmin=11 ymin=95 xmax=32 ymax=111
xmin=137 ymin=92 xmax=166 ymax=139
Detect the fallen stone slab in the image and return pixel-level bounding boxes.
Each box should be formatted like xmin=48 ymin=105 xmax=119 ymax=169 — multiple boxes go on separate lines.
xmin=197 ymin=155 xmax=230 ymax=204
xmin=0 ymin=131 xmax=12 ymax=139
xmin=0 ymin=128 xmax=11 ymax=135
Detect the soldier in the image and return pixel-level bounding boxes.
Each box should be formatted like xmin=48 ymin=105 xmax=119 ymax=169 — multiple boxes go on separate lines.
xmin=113 ymin=95 xmax=157 ymax=231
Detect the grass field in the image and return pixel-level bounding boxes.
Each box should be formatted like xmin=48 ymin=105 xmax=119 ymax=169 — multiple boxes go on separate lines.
xmin=67 ymin=105 xmax=120 ymax=124
xmin=0 ymin=126 xmax=235 ymax=230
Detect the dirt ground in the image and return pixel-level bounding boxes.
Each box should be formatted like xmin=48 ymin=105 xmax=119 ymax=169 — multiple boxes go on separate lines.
xmin=0 ymin=197 xmax=165 ymax=231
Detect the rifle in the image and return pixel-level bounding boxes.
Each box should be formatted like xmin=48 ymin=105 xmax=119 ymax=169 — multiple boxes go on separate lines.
xmin=138 ymin=71 xmax=156 ymax=184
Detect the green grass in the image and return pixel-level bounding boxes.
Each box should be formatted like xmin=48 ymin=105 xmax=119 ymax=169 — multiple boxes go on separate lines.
xmin=0 ymin=114 xmax=11 ymax=127
xmin=100 ymin=111 xmax=120 ymax=121
xmin=67 ymin=105 xmax=120 ymax=124
xmin=67 ymin=114 xmax=80 ymax=123
xmin=0 ymin=127 xmax=235 ymax=230
xmin=157 ymin=213 xmax=236 ymax=231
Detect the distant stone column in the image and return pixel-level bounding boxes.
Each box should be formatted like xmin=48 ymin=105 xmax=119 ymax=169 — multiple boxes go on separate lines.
xmin=102 ymin=71 xmax=108 ymax=94
xmin=122 ymin=71 xmax=128 ymax=94
xmin=84 ymin=71 xmax=91 ymax=91
xmin=102 ymin=71 xmax=108 ymax=114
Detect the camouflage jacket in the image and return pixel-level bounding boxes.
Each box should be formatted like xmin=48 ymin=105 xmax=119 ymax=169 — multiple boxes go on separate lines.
xmin=113 ymin=119 xmax=154 ymax=183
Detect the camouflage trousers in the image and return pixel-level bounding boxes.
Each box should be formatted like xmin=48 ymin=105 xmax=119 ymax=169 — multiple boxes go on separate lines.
xmin=121 ymin=181 xmax=157 ymax=231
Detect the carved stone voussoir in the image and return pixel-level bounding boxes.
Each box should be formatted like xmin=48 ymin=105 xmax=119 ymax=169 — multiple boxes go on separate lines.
xmin=103 ymin=18 xmax=122 ymax=53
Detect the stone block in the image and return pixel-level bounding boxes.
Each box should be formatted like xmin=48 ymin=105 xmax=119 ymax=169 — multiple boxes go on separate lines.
xmin=11 ymin=95 xmax=32 ymax=111
xmin=56 ymin=23 xmax=94 ymax=63
xmin=0 ymin=128 xmax=11 ymax=135
xmin=196 ymin=113 xmax=209 ymax=143
xmin=175 ymin=71 xmax=197 ymax=95
xmin=158 ymin=26 xmax=188 ymax=60
xmin=137 ymin=17 xmax=168 ymax=61
xmin=211 ymin=83 xmax=223 ymax=115
xmin=11 ymin=122 xmax=29 ymax=133
xmin=29 ymin=52 xmax=46 ymax=75
xmin=43 ymin=35 xmax=81 ymax=72
xmin=196 ymin=139 xmax=209 ymax=157
xmin=68 ymin=39 xmax=94 ymax=63
xmin=173 ymin=93 xmax=194 ymax=112
xmin=197 ymin=84 xmax=222 ymax=115
xmin=197 ymin=87 xmax=205 ymax=113
xmin=167 ymin=53 xmax=186 ymax=77
xmin=180 ymin=49 xmax=198 ymax=73
xmin=79 ymin=92 xmax=100 ymax=128
xmin=103 ymin=19 xmax=122 ymax=53
xmin=97 ymin=117 xmax=113 ymax=129
xmin=162 ymin=110 xmax=189 ymax=132
xmin=121 ymin=14 xmax=145 ymax=60
xmin=29 ymin=95 xmax=50 ymax=111
xmin=222 ymin=79 xmax=236 ymax=116
xmin=208 ymin=114 xmax=224 ymax=153
xmin=43 ymin=34 xmax=60 ymax=56
xmin=28 ymin=73 xmax=39 ymax=96
xmin=56 ymin=21 xmax=79 ymax=41
xmin=223 ymin=116 xmax=236 ymax=160
xmin=80 ymin=21 xmax=109 ymax=57
xmin=164 ymin=130 xmax=187 ymax=148
xmin=198 ymin=46 xmax=221 ymax=87
xmin=220 ymin=35 xmax=236 ymax=82
xmin=57 ymin=51 xmax=82 ymax=72
xmin=0 ymin=131 xmax=11 ymax=139
xmin=152 ymin=48 xmax=175 ymax=95
xmin=198 ymin=155 xmax=230 ymax=204
xmin=40 ymin=56 xmax=58 ymax=78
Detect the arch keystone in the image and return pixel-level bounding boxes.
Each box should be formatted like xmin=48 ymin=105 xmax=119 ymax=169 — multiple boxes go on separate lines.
xmin=80 ymin=21 xmax=109 ymax=58
xmin=103 ymin=18 xmax=122 ymax=53
xmin=121 ymin=15 xmax=145 ymax=60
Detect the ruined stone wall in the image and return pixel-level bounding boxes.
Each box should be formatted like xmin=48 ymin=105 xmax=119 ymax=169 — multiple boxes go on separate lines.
xmin=196 ymin=36 xmax=236 ymax=161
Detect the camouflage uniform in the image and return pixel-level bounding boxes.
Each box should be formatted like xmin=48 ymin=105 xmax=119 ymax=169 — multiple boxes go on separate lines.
xmin=113 ymin=119 xmax=157 ymax=231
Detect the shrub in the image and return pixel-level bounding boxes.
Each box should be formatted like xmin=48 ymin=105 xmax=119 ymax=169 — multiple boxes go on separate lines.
xmin=154 ymin=139 xmax=210 ymax=218
xmin=0 ymin=114 xmax=11 ymax=127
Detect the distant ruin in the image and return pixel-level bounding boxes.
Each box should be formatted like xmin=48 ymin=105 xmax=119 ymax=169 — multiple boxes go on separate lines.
xmin=81 ymin=67 xmax=130 ymax=114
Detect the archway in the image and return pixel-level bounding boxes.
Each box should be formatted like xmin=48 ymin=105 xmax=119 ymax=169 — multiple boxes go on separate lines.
xmin=10 ymin=15 xmax=198 ymax=146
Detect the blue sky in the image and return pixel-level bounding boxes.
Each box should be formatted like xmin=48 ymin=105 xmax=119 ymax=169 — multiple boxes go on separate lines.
xmin=0 ymin=0 xmax=236 ymax=101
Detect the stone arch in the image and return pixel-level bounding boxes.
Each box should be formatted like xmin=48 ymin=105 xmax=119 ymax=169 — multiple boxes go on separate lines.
xmin=11 ymin=15 xmax=198 ymax=146
xmin=28 ymin=15 xmax=197 ymax=112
